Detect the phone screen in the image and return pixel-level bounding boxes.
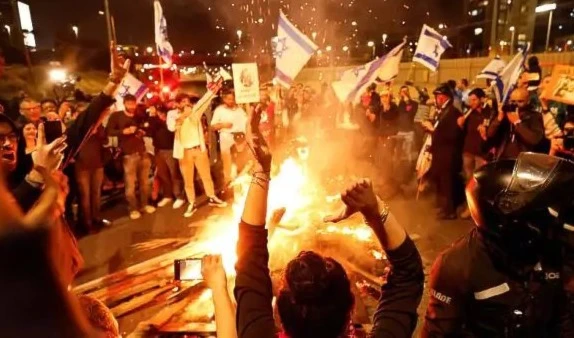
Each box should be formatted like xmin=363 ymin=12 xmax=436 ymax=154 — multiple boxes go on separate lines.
xmin=174 ymin=258 xmax=203 ymax=281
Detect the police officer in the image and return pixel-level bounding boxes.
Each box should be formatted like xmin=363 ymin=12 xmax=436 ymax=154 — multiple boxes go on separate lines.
xmin=422 ymin=152 xmax=574 ymax=337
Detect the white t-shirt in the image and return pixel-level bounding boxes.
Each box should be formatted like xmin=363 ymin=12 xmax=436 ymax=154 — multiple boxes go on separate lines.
xmin=211 ymin=105 xmax=247 ymax=152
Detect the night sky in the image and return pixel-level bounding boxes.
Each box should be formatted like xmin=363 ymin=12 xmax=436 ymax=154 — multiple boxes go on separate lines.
xmin=26 ymin=0 xmax=461 ymax=52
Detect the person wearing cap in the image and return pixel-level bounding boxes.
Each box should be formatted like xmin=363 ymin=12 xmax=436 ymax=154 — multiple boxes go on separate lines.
xmin=427 ymin=83 xmax=464 ymax=220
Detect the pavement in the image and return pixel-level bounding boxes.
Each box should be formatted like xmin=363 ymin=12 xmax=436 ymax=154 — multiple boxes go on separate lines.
xmin=75 ymin=186 xmax=473 ymax=335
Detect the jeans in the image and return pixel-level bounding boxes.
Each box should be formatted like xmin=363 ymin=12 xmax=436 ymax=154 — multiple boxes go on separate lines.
xmin=75 ymin=167 xmax=104 ymax=228
xmin=156 ymin=150 xmax=183 ymax=199
xmin=123 ymin=152 xmax=152 ymax=211
xmin=462 ymin=152 xmax=486 ymax=182
xmin=180 ymin=147 xmax=216 ymax=205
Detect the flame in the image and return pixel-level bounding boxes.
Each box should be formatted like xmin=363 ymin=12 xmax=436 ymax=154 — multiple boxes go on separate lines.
xmin=193 ymin=155 xmax=379 ymax=277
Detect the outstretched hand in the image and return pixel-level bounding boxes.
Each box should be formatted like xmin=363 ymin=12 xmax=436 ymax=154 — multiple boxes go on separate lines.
xmin=201 ymin=254 xmax=227 ymax=291
xmin=246 ymin=106 xmax=272 ymax=174
xmin=324 ymin=179 xmax=380 ymax=223
xmin=109 ymin=41 xmax=131 ymax=84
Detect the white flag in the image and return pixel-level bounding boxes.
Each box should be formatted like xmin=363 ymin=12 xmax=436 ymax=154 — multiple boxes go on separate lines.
xmin=273 ymin=11 xmax=318 ymax=88
xmin=413 ymin=25 xmax=452 ymax=72
xmin=477 ymin=57 xmax=507 ymax=80
xmin=154 ymin=0 xmax=174 ymax=64
xmin=494 ymin=45 xmax=529 ymax=104
xmin=331 ymin=40 xmax=406 ymax=103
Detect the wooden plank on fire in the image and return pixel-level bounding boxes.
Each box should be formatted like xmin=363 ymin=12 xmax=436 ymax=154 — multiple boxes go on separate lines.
xmin=74 ymin=245 xmax=200 ymax=294
xmin=111 ymin=283 xmax=174 ymax=318
xmin=100 ymin=280 xmax=164 ymax=306
xmin=86 ymin=266 xmax=171 ymax=299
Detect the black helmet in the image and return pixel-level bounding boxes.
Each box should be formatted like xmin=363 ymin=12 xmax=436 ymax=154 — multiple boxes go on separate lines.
xmin=433 ymin=83 xmax=453 ymax=98
xmin=467 ymin=153 xmax=574 ymax=262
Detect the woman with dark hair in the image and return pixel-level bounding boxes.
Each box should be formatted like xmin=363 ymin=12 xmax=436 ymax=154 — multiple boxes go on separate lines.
xmin=235 ymin=110 xmax=424 ymax=338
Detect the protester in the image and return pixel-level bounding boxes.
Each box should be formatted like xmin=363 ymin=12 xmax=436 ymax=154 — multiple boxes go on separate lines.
xmin=41 ymin=99 xmax=58 ymax=115
xmin=74 ymin=123 xmax=109 ymax=234
xmin=168 ymin=93 xmax=226 ymax=218
xmin=424 ymin=84 xmax=464 ymax=220
xmin=17 ymin=98 xmax=42 ymax=127
xmin=211 ymin=90 xmax=248 ymax=186
xmin=487 ymin=87 xmax=544 ymax=159
xmin=234 ymin=109 xmax=423 ymax=338
xmin=456 ymin=78 xmax=470 ymax=108
xmin=148 ymin=104 xmax=185 ymax=209
xmin=459 ymin=88 xmax=491 ymax=181
xmin=106 ymin=94 xmax=156 ymax=220
xmin=397 ymin=86 xmax=418 ymax=162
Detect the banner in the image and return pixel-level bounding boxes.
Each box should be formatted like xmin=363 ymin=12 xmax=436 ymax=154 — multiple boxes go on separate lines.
xmin=232 ymin=63 xmax=260 ymax=104
xmin=546 ymin=64 xmax=574 ymax=105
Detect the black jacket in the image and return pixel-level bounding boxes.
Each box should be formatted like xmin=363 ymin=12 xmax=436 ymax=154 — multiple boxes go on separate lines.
xmin=430 ymin=103 xmax=464 ymax=174
xmin=487 ymin=109 xmax=544 ymax=160
xmin=423 ymin=229 xmax=573 ymax=338
xmin=234 ymin=221 xmax=424 ymax=338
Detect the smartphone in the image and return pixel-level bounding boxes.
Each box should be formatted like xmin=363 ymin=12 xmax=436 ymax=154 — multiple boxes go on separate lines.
xmin=174 ymin=258 xmax=203 ymax=281
xmin=44 ymin=120 xmax=64 ymax=144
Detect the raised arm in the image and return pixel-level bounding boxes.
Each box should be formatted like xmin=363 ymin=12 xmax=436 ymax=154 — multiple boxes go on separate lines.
xmin=325 ymin=179 xmax=424 ymax=338
xmin=234 ymin=109 xmax=276 ymax=338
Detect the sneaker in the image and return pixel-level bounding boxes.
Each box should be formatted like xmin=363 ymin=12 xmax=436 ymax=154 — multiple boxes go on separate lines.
xmin=184 ymin=205 xmax=197 ymax=218
xmin=158 ymin=198 xmax=173 ymax=208
xmin=208 ymin=196 xmax=228 ymax=208
xmin=173 ymin=199 xmax=186 ymax=209
xmin=143 ymin=205 xmax=156 ymax=214
xmin=130 ymin=211 xmax=142 ymax=220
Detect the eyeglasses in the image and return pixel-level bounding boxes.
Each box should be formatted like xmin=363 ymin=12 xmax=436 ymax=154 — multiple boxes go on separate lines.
xmin=22 ymin=105 xmax=41 ymax=111
xmin=0 ymin=133 xmax=19 ymax=144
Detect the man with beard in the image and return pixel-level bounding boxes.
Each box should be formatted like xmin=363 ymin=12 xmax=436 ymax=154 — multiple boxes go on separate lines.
xmin=107 ymin=94 xmax=156 ymax=220
xmin=487 ymin=87 xmax=544 ymax=159
xmin=425 ymin=84 xmax=464 ymax=220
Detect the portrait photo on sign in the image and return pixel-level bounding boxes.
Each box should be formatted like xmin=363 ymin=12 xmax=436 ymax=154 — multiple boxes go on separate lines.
xmin=547 ymin=64 xmax=574 ymax=105
xmin=232 ymin=63 xmax=260 ymax=104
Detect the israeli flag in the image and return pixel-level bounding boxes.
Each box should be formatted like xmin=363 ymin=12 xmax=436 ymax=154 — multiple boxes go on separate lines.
xmin=113 ymin=74 xmax=148 ymax=111
xmin=494 ymin=45 xmax=529 ymax=104
xmin=413 ymin=25 xmax=452 ymax=72
xmin=331 ymin=40 xmax=406 ymax=103
xmin=477 ymin=57 xmax=507 ymax=80
xmin=154 ymin=0 xmax=174 ymax=65
xmin=273 ymin=11 xmax=318 ymax=88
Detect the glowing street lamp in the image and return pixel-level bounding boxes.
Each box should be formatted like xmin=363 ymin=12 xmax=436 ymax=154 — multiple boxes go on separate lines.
xmin=224 ymin=44 xmax=230 ymax=51
xmin=146 ymin=46 xmax=153 ymax=54
xmin=326 ymin=45 xmax=332 ymax=52
xmin=72 ymin=25 xmax=79 ymax=39
xmin=237 ymin=29 xmax=243 ymax=41
xmin=536 ymin=3 xmax=557 ymax=52
xmin=312 ymin=31 xmax=317 ymax=40
xmin=4 ymin=25 xmax=10 ymax=36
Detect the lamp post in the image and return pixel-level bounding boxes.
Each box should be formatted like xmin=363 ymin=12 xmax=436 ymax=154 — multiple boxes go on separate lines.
xmin=236 ymin=29 xmax=242 ymax=43
xmin=367 ymin=41 xmax=375 ymax=59
xmin=536 ymin=3 xmax=557 ymax=52
xmin=4 ymin=25 xmax=10 ymax=37
xmin=342 ymin=45 xmax=349 ymax=59
xmin=72 ymin=25 xmax=79 ymax=39
xmin=103 ymin=0 xmax=113 ymax=44
xmin=509 ymin=26 xmax=515 ymax=54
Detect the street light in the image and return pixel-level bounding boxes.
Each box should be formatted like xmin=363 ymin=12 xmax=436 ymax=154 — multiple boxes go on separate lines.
xmin=367 ymin=41 xmax=375 ymax=58
xmin=509 ymin=26 xmax=515 ymax=54
xmin=72 ymin=25 xmax=79 ymax=39
xmin=326 ymin=45 xmax=332 ymax=52
xmin=236 ymin=29 xmax=242 ymax=41
xmin=382 ymin=33 xmax=388 ymax=45
xmin=146 ymin=46 xmax=153 ymax=54
xmin=4 ymin=25 xmax=10 ymax=36
xmin=536 ymin=3 xmax=557 ymax=52
xmin=312 ymin=31 xmax=317 ymax=40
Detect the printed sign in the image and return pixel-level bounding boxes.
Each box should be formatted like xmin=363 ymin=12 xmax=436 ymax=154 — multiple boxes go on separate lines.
xmin=232 ymin=63 xmax=260 ymax=104
xmin=546 ymin=65 xmax=574 ymax=105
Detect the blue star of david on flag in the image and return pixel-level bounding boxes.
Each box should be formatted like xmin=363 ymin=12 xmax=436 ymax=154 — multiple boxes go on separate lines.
xmin=272 ymin=37 xmax=289 ymax=59
xmin=119 ymin=83 xmax=131 ymax=97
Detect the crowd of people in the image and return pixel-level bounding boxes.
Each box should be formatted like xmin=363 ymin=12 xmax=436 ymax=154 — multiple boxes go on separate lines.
xmin=2 ymin=44 xmax=574 ymax=337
